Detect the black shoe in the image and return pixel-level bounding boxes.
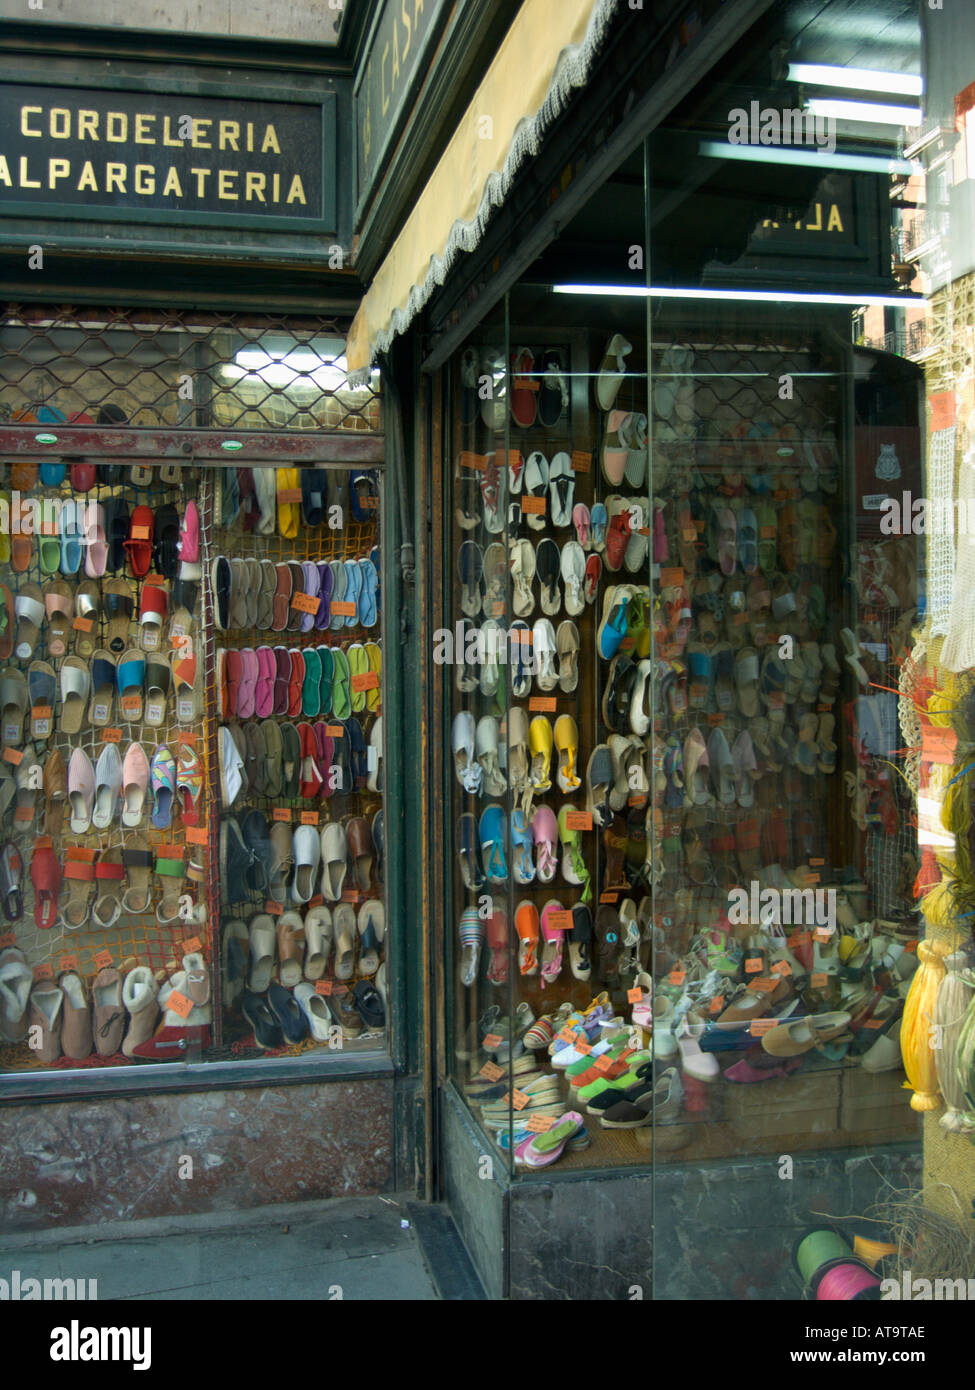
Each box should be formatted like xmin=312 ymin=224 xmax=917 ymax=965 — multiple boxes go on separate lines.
xmin=279 ymin=722 xmax=302 ymax=799
xmin=211 ymin=557 xmax=231 ymax=630
xmin=153 ymin=504 xmax=180 ymax=579
xmin=220 ymin=816 xmax=255 ymax=906
xmin=354 ymin=980 xmax=385 ymax=1029
xmin=267 ymin=983 xmax=309 ymax=1044
xmin=241 ymin=989 xmax=283 ymax=1049
xmin=241 ymin=810 xmax=272 ymax=893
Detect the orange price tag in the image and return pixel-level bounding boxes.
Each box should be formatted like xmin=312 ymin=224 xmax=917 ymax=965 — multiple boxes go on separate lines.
xmin=529 ymin=696 xmax=557 ymax=713
xmin=759 ymin=525 xmax=777 ymax=539
xmin=748 ymin=976 xmax=779 ymax=993
xmin=810 ymin=972 xmax=829 ymax=988
xmin=660 ymin=568 xmax=684 ymax=588
xmin=863 ymin=1017 xmax=885 ymax=1029
xmin=301 ymin=811 xmax=319 ymax=826
xmin=307 ymin=894 xmax=324 ymax=909
xmin=546 ymin=910 xmax=573 ymax=932
xmin=315 ymin=980 xmax=334 ymax=996
xmin=291 ymin=592 xmax=320 ymax=615
xmin=479 ymin=1061 xmax=503 ymax=1081
xmin=792 ymin=931 xmax=812 ymax=946
xmin=815 ymin=927 xmax=834 ymax=942
xmin=599 ymin=892 xmax=619 ymax=904
xmin=33 ymin=962 xmax=53 ymax=981
xmin=521 ymin=496 xmax=546 ymax=515
xmin=132 ymin=525 xmax=151 ymax=540
xmin=593 ymin=1054 xmax=616 ymax=1074
xmin=526 ymin=1114 xmax=556 ymax=1133
xmin=185 ymin=825 xmax=208 ymax=846
xmin=31 ymin=705 xmax=52 ymax=720
xmin=749 ymin=1018 xmax=779 ymax=1036
xmin=771 ymin=960 xmax=792 ymax=977
xmin=325 ymin=725 xmax=344 ymax=737
xmin=167 ymin=990 xmax=194 ymax=1019
xmin=511 ymin=1089 xmax=529 ymax=1111
xmin=59 ymin=954 xmax=79 ymax=973
xmin=2 ymin=747 xmax=23 ymax=765
xmin=707 ymin=713 xmax=725 ymax=725
xmin=0 ymin=933 xmax=14 ymax=949
xmin=176 ymin=730 xmax=197 ymax=745
xmin=570 ymin=451 xmax=592 ymax=473
xmin=768 ymin=691 xmax=785 ymax=710
xmin=351 ymin=672 xmax=380 ymax=692
xmin=120 ymin=694 xmax=142 ymax=719
xmin=101 ymin=728 xmax=123 ymax=743
xmin=481 ymin=1033 xmax=503 ymax=1050
xmin=331 ymin=601 xmax=356 ymax=618
xmin=565 ymin=810 xmax=592 ymax=831
xmin=556 ymin=1027 xmax=578 ymax=1044
xmin=809 ymin=857 xmax=825 ymax=867
xmin=265 ymin=900 xmax=284 ymax=915
xmin=627 ymin=988 xmax=643 ymax=1004
xmin=668 ymin=969 xmax=685 ymax=986
xmin=573 ymin=1040 xmax=592 ymax=1056
xmin=459 ymin=451 xmax=485 ymax=471
xmin=745 ymin=956 xmax=763 ymax=974
xmin=340 ymin=889 xmax=359 ymax=904
xmin=182 ymin=937 xmax=203 ymax=955
xmin=709 ymin=995 xmax=725 ymax=1014
xmin=277 ymin=488 xmax=303 ymax=504
xmin=155 ymin=844 xmax=183 ymax=859
xmin=94 ymin=950 xmax=113 ymax=969
xmin=272 ymin=807 xmax=291 ymax=823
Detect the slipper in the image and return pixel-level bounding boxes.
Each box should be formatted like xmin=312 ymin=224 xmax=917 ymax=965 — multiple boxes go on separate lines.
xmin=58 ymin=502 xmax=84 ymax=575
xmin=229 ymin=558 xmax=249 ymax=629
xmin=537 ymin=348 xmax=568 ymax=427
xmin=548 ymin=451 xmax=574 ymax=527
xmin=149 ymin=746 xmax=177 ymax=829
xmin=113 ymin=648 xmax=145 ymax=724
xmin=0 ymin=584 xmax=13 ymax=661
xmin=568 ymin=903 xmax=593 ymax=981
xmin=523 ymin=451 xmax=549 ymax=531
xmin=557 ymin=620 xmax=580 ymax=693
xmin=121 ymin=742 xmax=150 ymax=827
xmin=331 ymin=646 xmax=351 ymax=719
xmin=30 ymin=843 xmax=62 ymax=930
xmin=172 ymin=649 xmax=198 ymax=723
xmin=277 ymin=468 xmax=301 ymax=539
xmin=89 ymin=847 xmax=126 ymax=929
xmin=102 ymin=498 xmax=130 ymax=574
xmin=364 ymin=642 xmax=382 ymax=715
xmin=14 ymin=582 xmax=45 ymax=660
xmin=118 ymin=835 xmax=153 ymax=915
xmin=532 ymin=805 xmax=559 ymax=884
xmin=237 ymin=647 xmax=258 ymax=720
xmin=39 ymin=526 xmax=62 ymax=576
xmin=27 ymin=660 xmax=56 ymax=740
xmin=56 ymin=656 xmax=88 ymax=736
xmin=299 ymin=561 xmax=321 ymax=634
xmin=70 ymin=579 xmax=100 ymax=660
xmin=540 ymin=901 xmax=566 ymax=988
xmin=61 ymin=846 xmax=97 ymax=931
xmin=138 ymin=582 xmax=167 ymax=651
xmin=328 ymin=560 xmax=348 ymax=632
xmin=510 ymin=347 xmax=537 ymax=428
xmin=254 ymin=560 xmax=276 ymax=630
xmin=41 ymin=579 xmax=72 ymax=657
xmin=350 ymin=469 xmax=379 ymax=522
xmin=154 ymin=848 xmax=186 ymax=925
xmin=601 ymin=410 xmax=632 ymax=486
xmin=88 ymin=650 xmax=116 ymax=727
xmin=560 ymin=540 xmax=586 ymax=617
xmin=585 ymin=744 xmax=614 ymax=827
xmin=144 ymin=655 xmax=171 ymax=727
xmin=301 ymin=469 xmax=325 ymax=527
xmin=287 ymin=648 xmax=305 ymax=718
xmin=211 ymin=556 xmax=231 ymax=631
xmin=342 ymin=560 xmax=363 ymax=629
xmin=596 ymin=334 xmax=632 ymax=411
xmin=102 ymin=578 xmax=133 ymax=655
xmin=0 ymin=842 xmax=23 ymax=921
xmin=67 ymin=747 xmax=95 ymax=834
xmin=178 ymin=499 xmax=200 ymax=567
xmin=479 ymin=804 xmax=508 ymax=882
xmin=359 ymin=556 xmax=380 ymax=627
xmin=92 ymin=742 xmax=122 ymax=829
xmin=83 ymin=503 xmax=109 ymax=578
xmin=624 ymin=413 xmax=648 ymax=489
xmin=357 ymin=899 xmax=385 ymax=976
xmin=321 ymin=822 xmax=348 ymax=901
xmin=332 ymin=903 xmax=358 ymax=982
xmin=455 ymin=812 xmax=484 ymax=890
xmin=124 ymin=506 xmax=154 ymax=578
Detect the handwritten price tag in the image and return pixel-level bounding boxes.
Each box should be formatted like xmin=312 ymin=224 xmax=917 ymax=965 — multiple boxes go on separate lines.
xmin=479 ymin=1061 xmax=503 ymax=1081
xmin=166 ymin=990 xmax=194 ymax=1019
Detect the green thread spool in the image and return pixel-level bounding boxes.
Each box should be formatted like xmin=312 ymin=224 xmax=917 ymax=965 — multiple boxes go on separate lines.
xmin=794 ymin=1229 xmax=855 ymax=1284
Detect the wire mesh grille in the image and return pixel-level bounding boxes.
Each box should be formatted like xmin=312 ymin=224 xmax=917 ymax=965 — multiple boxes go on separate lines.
xmin=0 ymin=304 xmax=381 ymax=434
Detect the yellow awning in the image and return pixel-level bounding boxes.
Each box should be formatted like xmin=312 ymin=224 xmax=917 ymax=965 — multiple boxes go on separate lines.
xmin=347 ymin=0 xmax=613 ymax=374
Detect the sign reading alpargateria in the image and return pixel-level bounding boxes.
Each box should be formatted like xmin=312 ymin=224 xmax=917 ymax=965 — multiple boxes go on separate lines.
xmin=0 ymin=82 xmax=335 ymax=229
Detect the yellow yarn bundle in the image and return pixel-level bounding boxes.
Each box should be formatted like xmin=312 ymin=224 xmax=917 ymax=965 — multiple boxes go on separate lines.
xmin=901 ymin=939 xmax=950 ymax=1111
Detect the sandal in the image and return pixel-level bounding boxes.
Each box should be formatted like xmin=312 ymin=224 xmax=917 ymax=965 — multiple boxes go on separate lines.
xmin=30 ymin=841 xmax=62 ymax=929
xmin=61 ymin=846 xmax=97 ymax=930
xmin=144 ymin=655 xmax=172 ymax=728
xmin=89 ymin=650 xmax=117 ymax=727
xmin=154 ymin=849 xmax=186 ymax=925
xmin=74 ymin=580 xmax=101 ymax=659
xmin=43 ymin=579 xmax=73 ymax=657
xmin=102 ymin=578 xmax=134 ymax=655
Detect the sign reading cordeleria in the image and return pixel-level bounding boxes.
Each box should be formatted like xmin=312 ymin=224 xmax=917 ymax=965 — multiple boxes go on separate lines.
xmin=0 ymin=82 xmax=336 ymax=231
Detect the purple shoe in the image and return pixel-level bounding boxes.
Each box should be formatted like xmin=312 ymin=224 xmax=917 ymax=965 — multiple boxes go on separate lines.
xmin=300 ymin=561 xmax=321 ymax=634
xmin=316 ymin=561 xmax=333 ymax=629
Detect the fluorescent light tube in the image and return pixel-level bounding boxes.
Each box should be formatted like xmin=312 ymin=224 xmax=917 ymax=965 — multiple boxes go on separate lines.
xmin=698 ymin=139 xmax=916 ymax=175
xmin=552 ymin=285 xmax=928 ymax=308
xmin=806 ymin=98 xmax=922 ymax=126
xmin=788 ymin=64 xmax=923 ymax=97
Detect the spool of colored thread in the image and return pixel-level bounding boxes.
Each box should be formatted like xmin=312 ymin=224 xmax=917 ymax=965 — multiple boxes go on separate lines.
xmin=794 ymin=1228 xmax=854 ymax=1284
xmin=816 ymin=1260 xmax=882 ymax=1301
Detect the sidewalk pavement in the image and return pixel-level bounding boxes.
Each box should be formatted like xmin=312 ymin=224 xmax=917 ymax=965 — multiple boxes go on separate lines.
xmin=0 ymin=1194 xmax=473 ymax=1300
